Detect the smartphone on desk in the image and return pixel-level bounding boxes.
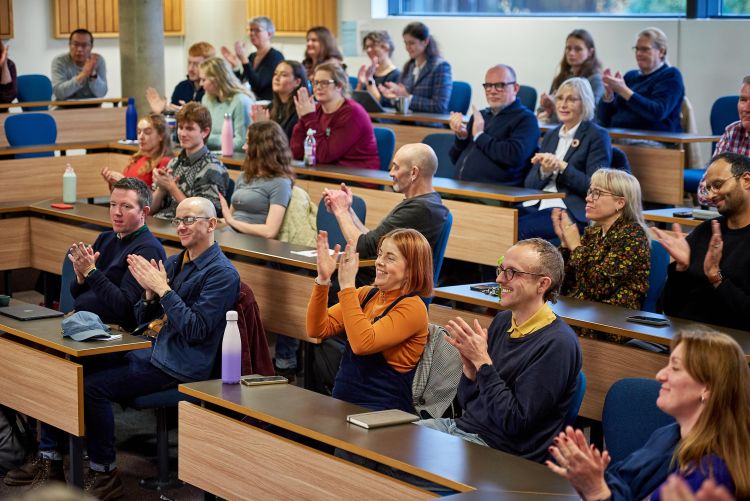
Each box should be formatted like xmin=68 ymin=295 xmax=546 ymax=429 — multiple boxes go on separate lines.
xmin=626 ymin=315 xmax=671 ymax=327
xmin=469 ymin=283 xmax=498 ymax=293
xmin=240 ymin=375 xmax=288 ymax=386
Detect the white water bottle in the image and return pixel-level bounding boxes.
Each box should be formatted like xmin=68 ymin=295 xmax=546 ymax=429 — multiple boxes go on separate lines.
xmin=62 ymin=164 xmax=77 ymax=204
xmin=221 ymin=310 xmax=241 ymax=384
xmin=304 ymin=128 xmax=316 ymax=166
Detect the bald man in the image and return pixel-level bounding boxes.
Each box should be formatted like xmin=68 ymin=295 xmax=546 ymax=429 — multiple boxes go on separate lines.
xmin=71 ymin=197 xmax=240 ymax=499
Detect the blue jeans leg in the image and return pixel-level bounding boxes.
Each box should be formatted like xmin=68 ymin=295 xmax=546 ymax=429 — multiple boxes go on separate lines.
xmin=517 ymin=207 xmax=559 ymax=241
xmin=83 ymin=349 xmax=179 ymax=471
xmin=274 ymin=335 xmax=299 ymax=370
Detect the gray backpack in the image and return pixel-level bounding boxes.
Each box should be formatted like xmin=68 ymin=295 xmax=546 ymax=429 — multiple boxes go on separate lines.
xmin=0 ymin=406 xmax=33 ymax=475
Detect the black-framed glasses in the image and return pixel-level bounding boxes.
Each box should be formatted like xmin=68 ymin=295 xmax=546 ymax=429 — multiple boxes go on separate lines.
xmin=70 ymin=42 xmax=92 ymax=49
xmin=482 ymin=81 xmax=516 ymax=91
xmin=706 ymin=174 xmax=741 ymax=192
xmin=170 ymin=216 xmax=210 ymax=227
xmin=586 ymin=188 xmax=620 ymax=201
xmin=496 ymin=264 xmax=546 ymax=281
xmin=312 ymin=79 xmax=336 ymax=88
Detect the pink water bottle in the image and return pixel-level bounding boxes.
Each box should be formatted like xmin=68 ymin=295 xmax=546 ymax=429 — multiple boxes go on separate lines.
xmin=221 ymin=310 xmax=241 ymax=384
xmin=221 ymin=113 xmax=234 ymax=156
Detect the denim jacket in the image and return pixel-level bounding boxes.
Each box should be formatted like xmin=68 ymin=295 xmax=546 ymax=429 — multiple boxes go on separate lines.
xmin=135 ymin=242 xmax=240 ymax=381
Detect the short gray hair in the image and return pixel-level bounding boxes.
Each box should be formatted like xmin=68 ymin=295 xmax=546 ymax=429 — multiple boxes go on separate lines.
xmin=637 ymin=27 xmax=668 ymax=60
xmin=249 ymin=16 xmax=275 ymax=35
xmin=742 ymin=75 xmax=750 ymax=86
xmin=557 ymin=77 xmax=595 ymax=121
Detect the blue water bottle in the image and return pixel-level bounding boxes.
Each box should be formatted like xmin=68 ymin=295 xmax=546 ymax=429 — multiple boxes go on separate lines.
xmin=126 ymin=97 xmax=137 ymax=141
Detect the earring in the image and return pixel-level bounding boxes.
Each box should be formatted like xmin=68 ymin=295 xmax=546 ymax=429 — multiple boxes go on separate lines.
xmin=700 ymin=394 xmax=705 ymax=403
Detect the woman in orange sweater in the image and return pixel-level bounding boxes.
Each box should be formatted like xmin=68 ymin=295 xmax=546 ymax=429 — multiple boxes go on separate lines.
xmin=306 ymin=228 xmax=432 ymax=412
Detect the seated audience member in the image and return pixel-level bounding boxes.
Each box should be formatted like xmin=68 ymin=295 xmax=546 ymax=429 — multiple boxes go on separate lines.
xmin=596 ymin=27 xmax=684 ymax=132
xmin=151 ymin=102 xmax=229 ymax=219
xmin=656 ymin=152 xmax=750 ymax=331
xmin=290 ymin=63 xmax=379 ymax=170
xmin=302 ymin=26 xmax=344 ymax=78
xmin=547 ymin=329 xmax=750 ymax=500
xmin=355 ymin=30 xmax=401 ymax=106
xmin=696 ymin=76 xmax=750 ymax=206
xmin=101 ymin=113 xmax=173 ymax=189
xmin=251 ymin=60 xmax=306 ymax=139
xmin=220 ymin=121 xmax=293 ymax=238
xmin=379 ymin=22 xmax=452 ymax=114
xmin=306 ymin=228 xmax=431 ymax=412
xmin=4 ymin=177 xmax=166 ymax=490
xmin=661 ymin=476 xmax=737 ymax=501
xmin=448 ymin=64 xmax=539 ymax=185
xmin=221 ymin=16 xmax=284 ymax=101
xmin=0 ymin=40 xmax=17 ymax=107
xmin=199 ymin=56 xmax=253 ymax=154
xmin=521 ymin=77 xmax=611 ymax=239
xmin=537 ymin=29 xmax=604 ymax=123
xmin=554 ymin=168 xmax=650 ymax=317
xmin=146 ymin=41 xmax=215 ymax=113
xmin=422 ymin=238 xmax=581 ymax=461
xmin=51 ymin=28 xmax=107 ymax=100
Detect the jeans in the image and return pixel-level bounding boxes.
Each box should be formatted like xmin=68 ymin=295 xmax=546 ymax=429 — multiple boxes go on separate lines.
xmin=274 ymin=335 xmax=299 ymax=370
xmin=517 ymin=206 xmax=587 ymax=242
xmin=417 ymin=418 xmax=489 ymax=446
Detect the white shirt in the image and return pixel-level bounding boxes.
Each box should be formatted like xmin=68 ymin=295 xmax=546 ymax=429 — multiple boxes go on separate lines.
xmin=524 ymin=121 xmax=581 ymax=210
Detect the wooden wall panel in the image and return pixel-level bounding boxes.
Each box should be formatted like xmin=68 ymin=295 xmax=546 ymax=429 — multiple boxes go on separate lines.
xmin=0 ymin=0 xmax=12 ymax=38
xmin=53 ymin=0 xmax=183 ymax=38
xmin=247 ymin=0 xmax=337 ymax=37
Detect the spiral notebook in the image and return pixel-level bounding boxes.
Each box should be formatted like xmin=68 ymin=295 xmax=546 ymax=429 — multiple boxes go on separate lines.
xmin=346 ymin=409 xmax=419 ymax=429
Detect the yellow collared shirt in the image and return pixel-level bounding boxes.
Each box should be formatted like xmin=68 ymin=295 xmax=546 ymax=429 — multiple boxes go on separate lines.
xmin=507 ymin=303 xmax=557 ymax=339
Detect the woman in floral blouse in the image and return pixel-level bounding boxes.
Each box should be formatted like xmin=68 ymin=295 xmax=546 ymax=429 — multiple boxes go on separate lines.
xmin=552 ymin=168 xmax=650 ymax=340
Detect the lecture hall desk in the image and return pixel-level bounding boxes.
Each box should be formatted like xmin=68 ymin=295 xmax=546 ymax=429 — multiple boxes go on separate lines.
xmin=177 ymin=380 xmax=577 ymax=500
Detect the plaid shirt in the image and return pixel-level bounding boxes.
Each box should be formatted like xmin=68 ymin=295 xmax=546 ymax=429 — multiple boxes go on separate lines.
xmin=697 ymin=121 xmax=750 ymax=205
xmin=399 ymin=57 xmax=452 ymax=114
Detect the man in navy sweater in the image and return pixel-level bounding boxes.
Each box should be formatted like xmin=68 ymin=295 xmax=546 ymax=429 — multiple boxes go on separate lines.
xmin=448 ymin=64 xmax=539 ymax=186
xmin=420 ymin=238 xmax=582 ymax=463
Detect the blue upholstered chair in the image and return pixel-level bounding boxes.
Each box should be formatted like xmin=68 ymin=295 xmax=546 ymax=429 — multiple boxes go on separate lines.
xmin=611 ymin=147 xmax=631 ymax=173
xmin=602 ymin=378 xmax=675 ymax=463
xmin=433 ymin=212 xmax=452 ymax=285
xmin=643 ymin=240 xmax=669 ymax=313
xmin=348 ymin=75 xmax=359 ymax=92
xmin=564 ymin=371 xmax=587 ymax=427
xmin=4 ymin=113 xmax=57 ymax=158
xmin=421 ymin=133 xmax=456 ymax=179
xmin=448 ymin=81 xmax=471 ymax=115
xmin=316 ymin=195 xmax=366 ymax=249
xmin=374 ymin=126 xmax=396 ymax=171
xmin=518 ymin=85 xmax=538 ymax=111
xmin=17 ymin=74 xmax=53 ymax=111
xmin=59 ymin=256 xmax=76 ymax=315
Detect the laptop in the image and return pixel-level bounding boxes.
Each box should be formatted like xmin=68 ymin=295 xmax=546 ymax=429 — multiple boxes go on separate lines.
xmin=351 ymin=90 xmax=387 ymax=113
xmin=0 ymin=304 xmax=64 ymax=321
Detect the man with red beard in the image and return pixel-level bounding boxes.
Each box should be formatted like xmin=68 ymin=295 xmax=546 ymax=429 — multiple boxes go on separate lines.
xmin=656 ymin=152 xmax=750 ymax=331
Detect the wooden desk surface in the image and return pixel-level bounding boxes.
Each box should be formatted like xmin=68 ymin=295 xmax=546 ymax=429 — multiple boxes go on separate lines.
xmin=538 ymin=123 xmax=719 ymax=144
xmin=179 ymin=380 xmax=576 ymax=496
xmin=434 ymin=284 xmax=750 ymax=356
xmin=0 ymin=304 xmax=151 ymax=357
xmin=0 ymin=108 xmax=125 ymax=148
xmin=644 ymin=208 xmax=709 ymax=228
xmin=369 ymin=111 xmax=458 ymax=125
xmin=0 ymin=97 xmax=128 ymax=110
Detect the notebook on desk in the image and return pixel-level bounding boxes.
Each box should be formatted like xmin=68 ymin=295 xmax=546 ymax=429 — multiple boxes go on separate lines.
xmin=0 ymin=304 xmax=64 ymax=321
xmin=352 ymin=90 xmax=388 ymax=113
xmin=346 ymin=409 xmax=419 ymax=429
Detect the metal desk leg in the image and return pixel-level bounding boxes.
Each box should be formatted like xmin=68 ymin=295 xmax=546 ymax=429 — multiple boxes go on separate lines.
xmin=69 ymin=434 xmax=84 ymax=487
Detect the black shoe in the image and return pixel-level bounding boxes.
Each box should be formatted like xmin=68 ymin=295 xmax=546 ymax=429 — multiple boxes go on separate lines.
xmin=4 ymin=456 xmax=65 ymax=487
xmin=84 ymin=469 xmax=124 ymax=501
xmin=274 ymin=365 xmax=297 ymax=383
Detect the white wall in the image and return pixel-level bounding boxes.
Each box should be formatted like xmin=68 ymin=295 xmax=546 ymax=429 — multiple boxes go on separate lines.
xmin=7 ymin=0 xmax=749 ymax=138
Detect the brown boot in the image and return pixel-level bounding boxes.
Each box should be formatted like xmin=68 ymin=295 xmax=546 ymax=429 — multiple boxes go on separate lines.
xmin=84 ymin=468 xmax=124 ymax=501
xmin=4 ymin=456 xmax=65 ymax=486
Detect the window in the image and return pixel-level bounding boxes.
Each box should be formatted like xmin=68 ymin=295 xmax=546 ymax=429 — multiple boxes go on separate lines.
xmin=389 ymin=0 xmax=687 ymax=16
xmin=720 ymin=0 xmax=750 ymax=15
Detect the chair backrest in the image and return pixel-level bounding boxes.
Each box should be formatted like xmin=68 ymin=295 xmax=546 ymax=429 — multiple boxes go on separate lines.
xmin=225 ymin=177 xmax=235 ymax=201
xmin=643 ymin=239 xmax=669 ymax=313
xmin=4 ymin=113 xmax=58 ymax=159
xmin=564 ymin=371 xmax=586 ymax=427
xmin=17 ymin=74 xmax=53 ymax=111
xmin=611 ymin=146 xmax=631 ymax=173
xmin=448 ymin=81 xmax=471 ymax=114
xmin=710 ymin=95 xmax=739 ymax=136
xmin=517 ymin=85 xmax=538 ymax=111
xmin=348 ymin=75 xmax=359 ymax=92
xmin=316 ymin=195 xmax=366 ymax=249
xmin=421 ymin=133 xmax=456 ymax=179
xmin=433 ymin=212 xmax=452 ymax=285
xmin=602 ymin=378 xmax=675 ymax=463
xmin=59 ymin=255 xmax=76 ymax=314
xmin=373 ymin=127 xmax=396 ymax=171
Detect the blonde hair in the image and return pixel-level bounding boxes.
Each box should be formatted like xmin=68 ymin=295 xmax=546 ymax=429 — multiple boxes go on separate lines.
xmin=590 ymin=168 xmax=650 ymax=239
xmin=199 ymin=57 xmax=252 ymax=102
xmin=557 ymin=77 xmax=595 ymax=122
xmin=671 ymin=329 xmax=750 ymax=497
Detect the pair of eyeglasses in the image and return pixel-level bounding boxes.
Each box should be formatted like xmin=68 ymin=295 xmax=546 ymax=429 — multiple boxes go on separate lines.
xmin=70 ymin=42 xmax=92 ymax=49
xmin=555 ymin=96 xmax=581 ymax=104
xmin=496 ymin=264 xmax=546 ymax=282
xmin=482 ymin=81 xmax=516 ymax=91
xmin=170 ymin=216 xmax=210 ymax=227
xmin=706 ymin=174 xmax=741 ymax=193
xmin=586 ymin=188 xmax=620 ymax=201
xmin=632 ymin=45 xmax=655 ymax=53
xmin=312 ymin=79 xmax=336 ymax=88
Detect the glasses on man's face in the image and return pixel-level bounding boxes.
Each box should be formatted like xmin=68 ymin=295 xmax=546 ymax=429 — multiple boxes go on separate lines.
xmin=482 ymin=81 xmax=516 ymax=91
xmin=70 ymin=42 xmax=92 ymax=49
xmin=632 ymin=45 xmax=654 ymax=54
xmin=170 ymin=216 xmax=210 ymax=227
xmin=707 ymin=174 xmax=741 ymax=192
xmin=312 ymin=79 xmax=336 ymax=88
xmin=496 ymin=264 xmax=546 ymax=282
xmin=586 ymin=188 xmax=619 ymax=201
